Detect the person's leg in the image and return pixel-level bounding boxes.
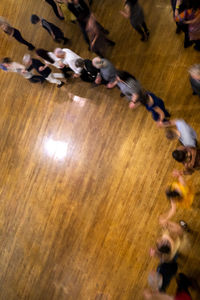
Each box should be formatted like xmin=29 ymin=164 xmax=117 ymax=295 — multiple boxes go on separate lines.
xmin=46 ymin=73 xmax=63 ymax=86
xmin=142 ymin=21 xmax=150 ymax=36
xmin=176 ymin=273 xmax=192 ymax=295
xmin=45 ymin=0 xmax=64 ymax=20
xmin=78 ymin=20 xmax=90 ymax=45
xmin=29 ymin=75 xmax=45 ymax=83
xmin=105 ymin=37 xmax=115 ymax=46
xmin=157 ymin=260 xmax=178 ymax=292
xmin=52 ymin=73 xmax=64 ymax=79
xmin=134 ymin=25 xmax=146 ymax=41
xmin=194 ymin=40 xmax=200 ymax=51
xmin=181 ymin=24 xmax=193 ymax=48
xmin=13 ymin=28 xmax=35 ymax=50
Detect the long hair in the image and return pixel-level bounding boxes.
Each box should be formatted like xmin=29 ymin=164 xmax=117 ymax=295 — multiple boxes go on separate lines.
xmin=36 ymin=49 xmax=54 ymax=64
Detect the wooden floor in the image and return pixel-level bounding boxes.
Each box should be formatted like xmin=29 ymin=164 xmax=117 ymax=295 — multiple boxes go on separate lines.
xmin=0 ymin=0 xmax=200 ymax=299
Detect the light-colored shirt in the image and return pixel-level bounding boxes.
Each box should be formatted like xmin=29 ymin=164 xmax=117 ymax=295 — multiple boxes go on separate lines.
xmin=7 ymin=62 xmax=33 ymax=79
xmin=45 ymin=52 xmax=63 ymax=69
xmin=62 ymin=48 xmax=83 ymax=74
xmin=175 ymin=119 xmax=197 ymax=147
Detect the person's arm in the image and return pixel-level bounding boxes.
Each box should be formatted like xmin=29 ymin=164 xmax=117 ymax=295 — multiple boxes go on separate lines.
xmin=90 ymin=33 xmax=98 ymax=50
xmin=120 ymin=4 xmax=130 ymax=18
xmin=26 ymin=64 xmax=33 ymax=72
xmin=159 ymin=200 xmax=177 ymax=224
xmin=95 ymin=72 xmax=102 ymax=84
xmin=184 ymin=11 xmax=200 ymax=24
xmin=158 ymin=119 xmax=176 ymax=128
xmin=55 ymin=1 xmax=64 ymax=18
xmin=39 ymin=64 xmax=49 ymax=72
xmin=154 ymin=106 xmax=165 ymax=123
xmin=174 ymin=0 xmax=181 ymax=17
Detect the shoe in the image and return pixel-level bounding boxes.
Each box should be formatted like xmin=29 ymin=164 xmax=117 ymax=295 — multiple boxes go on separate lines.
xmin=103 ymin=29 xmax=109 ymax=35
xmin=192 ymin=91 xmax=197 ymax=95
xmin=179 ymin=220 xmax=190 ymax=232
xmin=28 ymin=45 xmax=35 ymax=51
xmin=108 ymin=40 xmax=115 ymax=46
xmin=140 ymin=35 xmax=147 ymax=42
xmin=63 ymin=38 xmax=69 ymax=45
xmin=184 ymin=40 xmax=193 ymax=48
xmin=146 ymin=30 xmax=150 ymax=37
xmin=120 ymin=93 xmax=125 ymax=98
xmin=57 ymin=82 xmax=64 ymax=88
xmin=194 ymin=45 xmax=200 ymax=51
xmin=175 ymin=27 xmax=182 ymax=34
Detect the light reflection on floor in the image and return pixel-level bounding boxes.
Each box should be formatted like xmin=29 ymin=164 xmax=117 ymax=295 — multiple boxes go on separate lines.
xmin=68 ymin=93 xmax=89 ymax=107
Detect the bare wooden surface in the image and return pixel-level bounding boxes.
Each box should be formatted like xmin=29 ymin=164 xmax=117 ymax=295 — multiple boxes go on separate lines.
xmin=0 ymin=0 xmax=200 ymax=299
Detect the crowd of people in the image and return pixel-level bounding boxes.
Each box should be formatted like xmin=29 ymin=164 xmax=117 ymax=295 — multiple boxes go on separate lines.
xmin=0 ymin=0 xmax=200 ymax=299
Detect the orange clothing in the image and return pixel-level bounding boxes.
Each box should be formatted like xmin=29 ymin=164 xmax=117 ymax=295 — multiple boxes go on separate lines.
xmin=171 ymin=181 xmax=194 ymax=209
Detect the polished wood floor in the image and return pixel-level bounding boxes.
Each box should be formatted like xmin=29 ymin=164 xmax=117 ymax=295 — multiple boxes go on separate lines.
xmin=0 ymin=0 xmax=200 ymax=299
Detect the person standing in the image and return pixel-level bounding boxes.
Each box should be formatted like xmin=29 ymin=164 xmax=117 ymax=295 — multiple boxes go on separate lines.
xmin=31 ymin=14 xmax=69 ymax=44
xmin=44 ymin=0 xmax=65 ymax=20
xmin=92 ymin=57 xmax=117 ymax=88
xmin=54 ymin=48 xmax=83 ymax=77
xmin=0 ymin=22 xmax=35 ymax=50
xmin=120 ymin=0 xmax=150 ymax=41
xmin=74 ymin=58 xmax=99 ymax=83
xmin=161 ymin=119 xmax=197 ymax=147
xmin=23 ymin=54 xmax=64 ymax=87
xmin=0 ymin=57 xmax=45 ymax=83
xmin=188 ymin=64 xmax=200 ymax=96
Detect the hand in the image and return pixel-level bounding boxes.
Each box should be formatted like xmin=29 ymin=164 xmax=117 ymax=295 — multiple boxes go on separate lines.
xmin=39 ymin=66 xmax=44 ymax=71
xmin=172 ymin=169 xmax=182 ymax=177
xmin=73 ymin=73 xmax=80 ymax=78
xmin=106 ymin=82 xmax=115 ymax=89
xmin=157 ymin=120 xmax=164 ymax=127
xmin=95 ymin=75 xmax=101 ymax=85
xmin=149 ymin=248 xmax=156 ymax=257
xmin=129 ymin=101 xmax=135 ymax=109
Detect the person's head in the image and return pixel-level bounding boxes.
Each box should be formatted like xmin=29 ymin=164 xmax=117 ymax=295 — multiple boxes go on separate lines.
xmin=179 ymin=0 xmax=193 ymax=12
xmin=156 ymin=241 xmax=171 ymax=255
xmin=23 ymin=54 xmax=32 ymax=66
xmin=172 ymin=150 xmax=187 ymax=162
xmin=36 ymin=49 xmax=54 ymax=64
xmin=165 ymin=129 xmax=178 ymax=140
xmin=165 ymin=186 xmax=182 ymax=200
xmin=2 ymin=57 xmax=12 ymax=64
xmin=116 ymin=70 xmax=136 ymax=82
xmin=54 ymin=48 xmax=65 ymax=58
xmin=1 ymin=23 xmax=12 ymax=34
xmin=137 ymin=90 xmax=149 ymax=105
xmin=92 ymin=57 xmax=106 ymax=69
xmin=75 ymin=58 xmax=85 ymax=69
xmin=31 ymin=14 xmax=40 ymax=24
xmin=189 ymin=64 xmax=200 ymax=81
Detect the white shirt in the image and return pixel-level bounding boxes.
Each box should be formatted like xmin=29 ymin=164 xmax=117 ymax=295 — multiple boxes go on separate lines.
xmin=61 ymin=48 xmax=83 ymax=74
xmin=175 ymin=119 xmax=197 ymax=147
xmin=7 ymin=62 xmax=32 ymax=79
xmin=46 ymin=52 xmax=63 ymax=69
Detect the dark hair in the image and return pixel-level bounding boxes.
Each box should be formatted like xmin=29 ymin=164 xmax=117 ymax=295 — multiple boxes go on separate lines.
xmin=2 ymin=57 xmax=12 ymax=64
xmin=165 ymin=187 xmax=182 ymax=199
xmin=126 ymin=0 xmax=138 ymax=5
xmin=116 ymin=70 xmax=136 ymax=81
xmin=157 ymin=244 xmax=171 ymax=254
xmin=138 ymin=90 xmax=149 ymax=105
xmin=36 ymin=49 xmax=54 ymax=64
xmin=179 ymin=0 xmax=193 ymax=12
xmin=75 ymin=58 xmax=85 ymax=68
xmin=166 ymin=129 xmax=177 ymax=140
xmin=31 ymin=14 xmax=40 ymax=24
xmin=172 ymin=150 xmax=186 ymax=162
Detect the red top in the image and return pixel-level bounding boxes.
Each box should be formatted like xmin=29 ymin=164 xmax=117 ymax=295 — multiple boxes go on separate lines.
xmin=175 ymin=292 xmax=192 ymax=300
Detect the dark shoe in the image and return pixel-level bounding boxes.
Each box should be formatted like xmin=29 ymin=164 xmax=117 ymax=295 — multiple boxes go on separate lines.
xmin=179 ymin=220 xmax=190 ymax=232
xmin=193 ymin=91 xmax=197 ymax=95
xmin=28 ymin=45 xmax=35 ymax=51
xmin=63 ymin=38 xmax=69 ymax=45
xmin=146 ymin=30 xmax=150 ymax=37
xmin=71 ymin=20 xmax=76 ymax=24
xmin=184 ymin=40 xmax=193 ymax=48
xmin=108 ymin=40 xmax=115 ymax=46
xmin=176 ymin=27 xmax=182 ymax=34
xmin=102 ymin=29 xmax=109 ymax=35
xmin=140 ymin=35 xmax=147 ymax=42
xmin=57 ymin=82 xmax=64 ymax=88
xmin=194 ymin=45 xmax=200 ymax=51
xmin=120 ymin=93 xmax=125 ymax=98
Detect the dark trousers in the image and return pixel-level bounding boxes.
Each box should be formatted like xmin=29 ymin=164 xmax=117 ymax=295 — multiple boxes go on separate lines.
xmin=45 ymin=0 xmax=64 ymax=20
xmin=61 ymin=66 xmax=73 ymax=78
xmin=78 ymin=20 xmax=90 ymax=45
xmin=29 ymin=75 xmax=45 ymax=83
xmin=176 ymin=273 xmax=192 ymax=298
xmin=157 ymin=257 xmax=178 ymax=292
xmin=135 ymin=22 xmax=149 ymax=37
xmin=13 ymin=28 xmax=34 ymax=50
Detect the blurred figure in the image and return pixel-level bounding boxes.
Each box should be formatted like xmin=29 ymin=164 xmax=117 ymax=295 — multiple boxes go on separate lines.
xmin=185 ymin=1 xmax=200 ymax=51
xmin=31 ymin=14 xmax=69 ymax=44
xmin=44 ymin=0 xmax=65 ymax=20
xmin=172 ymin=146 xmax=200 ymax=175
xmin=120 ymin=0 xmax=149 ymax=41
xmin=23 ymin=54 xmax=64 ymax=87
xmin=0 ymin=57 xmax=45 ymax=83
xmin=86 ymin=14 xmax=115 ymax=57
xmin=188 ymin=64 xmax=200 ymax=96
xmin=54 ymin=48 xmax=83 ymax=77
xmin=161 ymin=119 xmax=197 ymax=147
xmin=75 ymin=58 xmax=99 ymax=82
xmin=92 ymin=57 xmax=117 ymax=88
xmin=160 ymin=170 xmax=194 ymax=222
xmin=130 ymin=91 xmax=171 ymax=124
xmin=0 ymin=20 xmax=34 ymax=50
xmin=55 ymin=0 xmax=76 ymax=23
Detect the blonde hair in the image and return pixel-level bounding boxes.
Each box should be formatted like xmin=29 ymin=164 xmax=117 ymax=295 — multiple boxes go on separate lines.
xmin=189 ymin=64 xmax=200 ymax=77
